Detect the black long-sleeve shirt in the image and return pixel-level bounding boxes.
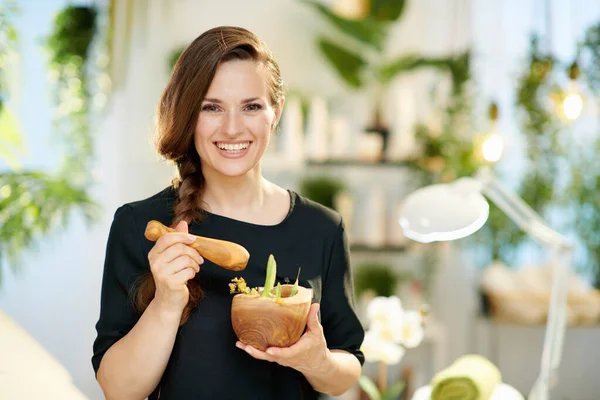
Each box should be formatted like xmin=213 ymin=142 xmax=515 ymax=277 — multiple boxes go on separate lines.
xmin=92 ymin=186 xmax=364 ymax=399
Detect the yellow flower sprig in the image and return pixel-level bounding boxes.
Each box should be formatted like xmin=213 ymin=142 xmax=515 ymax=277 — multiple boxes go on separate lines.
xmin=229 ymin=277 xmax=259 ymax=295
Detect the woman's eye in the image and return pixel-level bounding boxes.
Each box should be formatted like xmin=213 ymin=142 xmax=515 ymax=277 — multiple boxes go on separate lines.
xmin=202 ymin=104 xmax=219 ymax=112
xmin=245 ymin=103 xmax=262 ymax=111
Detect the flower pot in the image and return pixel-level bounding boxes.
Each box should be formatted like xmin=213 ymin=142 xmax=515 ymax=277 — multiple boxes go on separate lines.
xmin=231 ymin=284 xmax=313 ymax=351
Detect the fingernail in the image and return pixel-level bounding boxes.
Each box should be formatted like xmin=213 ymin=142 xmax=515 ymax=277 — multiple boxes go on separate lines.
xmin=266 ymin=349 xmax=275 ymax=355
xmin=188 ymin=234 xmax=196 ymax=241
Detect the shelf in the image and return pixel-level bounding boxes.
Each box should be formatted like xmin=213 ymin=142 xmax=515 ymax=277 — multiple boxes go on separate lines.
xmin=306 ymin=159 xmax=411 ymax=168
xmin=261 ymin=154 xmax=413 ymax=172
xmin=350 ymin=244 xmax=408 ymax=253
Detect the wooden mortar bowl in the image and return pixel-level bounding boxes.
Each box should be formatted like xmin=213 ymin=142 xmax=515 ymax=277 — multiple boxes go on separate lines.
xmin=231 ymin=284 xmax=313 ymax=351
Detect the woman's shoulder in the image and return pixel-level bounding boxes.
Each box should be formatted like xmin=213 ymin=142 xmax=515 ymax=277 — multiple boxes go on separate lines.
xmin=113 ymin=186 xmax=177 ymax=227
xmin=288 ymin=190 xmax=343 ymax=236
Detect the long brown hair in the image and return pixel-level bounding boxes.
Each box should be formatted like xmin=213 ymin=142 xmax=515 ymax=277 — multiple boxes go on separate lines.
xmin=134 ymin=26 xmax=285 ymax=325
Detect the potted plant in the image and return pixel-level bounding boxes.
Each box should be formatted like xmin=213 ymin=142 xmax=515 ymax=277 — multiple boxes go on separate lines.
xmin=304 ymin=0 xmax=468 ymax=153
xmin=359 ymin=295 xmax=425 ymax=399
xmin=230 ymin=255 xmax=312 ymax=351
xmin=300 ymin=175 xmax=345 ymax=210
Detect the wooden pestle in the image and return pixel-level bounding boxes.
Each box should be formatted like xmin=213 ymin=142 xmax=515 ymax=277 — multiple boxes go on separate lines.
xmin=144 ymin=220 xmax=249 ymax=271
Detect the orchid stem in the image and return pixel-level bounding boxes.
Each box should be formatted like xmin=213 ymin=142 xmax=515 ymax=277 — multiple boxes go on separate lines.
xmin=378 ymin=361 xmax=387 ymax=394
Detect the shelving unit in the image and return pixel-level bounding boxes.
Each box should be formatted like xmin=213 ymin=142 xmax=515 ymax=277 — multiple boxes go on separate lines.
xmin=350 ymin=244 xmax=408 ymax=253
xmin=306 ymin=159 xmax=411 ymax=168
xmin=263 ymin=153 xmax=415 ymax=257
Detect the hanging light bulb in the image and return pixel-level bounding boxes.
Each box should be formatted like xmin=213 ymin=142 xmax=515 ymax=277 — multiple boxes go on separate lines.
xmin=476 ymin=102 xmax=504 ymax=163
xmin=482 ymin=133 xmax=504 ymax=163
xmin=331 ymin=0 xmax=370 ymax=20
xmin=561 ymin=61 xmax=583 ymax=121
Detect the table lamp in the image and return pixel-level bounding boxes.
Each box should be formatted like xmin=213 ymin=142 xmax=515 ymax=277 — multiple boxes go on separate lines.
xmin=398 ymin=167 xmax=573 ymax=400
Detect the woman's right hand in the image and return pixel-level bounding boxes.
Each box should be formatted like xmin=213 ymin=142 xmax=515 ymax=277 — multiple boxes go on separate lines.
xmin=147 ymin=220 xmax=204 ymax=316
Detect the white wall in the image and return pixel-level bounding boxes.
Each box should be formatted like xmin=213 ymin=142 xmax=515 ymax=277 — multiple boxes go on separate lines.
xmin=0 ymin=0 xmax=106 ymax=399
xmin=1 ymin=0 xmax=599 ymax=399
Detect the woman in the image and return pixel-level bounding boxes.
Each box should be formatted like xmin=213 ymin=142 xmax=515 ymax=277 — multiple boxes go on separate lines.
xmin=92 ymin=26 xmax=364 ymax=400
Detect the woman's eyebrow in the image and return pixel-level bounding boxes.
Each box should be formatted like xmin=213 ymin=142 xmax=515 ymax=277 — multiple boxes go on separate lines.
xmin=202 ymin=97 xmax=261 ymax=103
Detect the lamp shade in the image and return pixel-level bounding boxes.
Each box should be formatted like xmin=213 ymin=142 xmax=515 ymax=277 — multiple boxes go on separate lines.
xmin=399 ymin=177 xmax=490 ymax=243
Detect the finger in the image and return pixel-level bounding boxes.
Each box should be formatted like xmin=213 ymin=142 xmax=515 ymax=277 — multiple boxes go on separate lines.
xmin=306 ymin=303 xmax=322 ymax=333
xmin=173 ymin=220 xmax=188 ymax=233
xmin=170 ymin=266 xmax=196 ymax=285
xmin=158 ymin=243 xmax=204 ymax=266
xmin=236 ymin=342 xmax=276 ymax=362
xmin=150 ymin=231 xmax=196 ymax=256
xmin=164 ymin=255 xmax=200 ymax=275
xmin=265 ymin=338 xmax=307 ymax=358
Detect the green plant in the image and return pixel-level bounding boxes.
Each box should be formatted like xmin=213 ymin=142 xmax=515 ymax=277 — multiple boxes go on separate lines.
xmin=581 ymin=23 xmax=600 ymax=94
xmin=471 ymin=36 xmax=562 ymax=264
xmin=354 ymin=262 xmax=402 ymax=298
xmin=299 ymin=176 xmax=344 ymax=210
xmin=304 ymin=0 xmax=468 ymax=128
xmin=0 ymin=3 xmax=105 ymax=282
xmin=168 ymin=46 xmax=185 ymax=71
xmin=569 ymin=22 xmax=600 ymax=285
xmin=473 ymin=26 xmax=600 ymax=286
xmin=46 ymin=5 xmax=98 ymax=180
xmin=407 ymin=52 xmax=482 ymax=186
xmin=0 ymin=172 xmax=98 ymax=269
xmin=359 ymin=375 xmax=405 ymax=400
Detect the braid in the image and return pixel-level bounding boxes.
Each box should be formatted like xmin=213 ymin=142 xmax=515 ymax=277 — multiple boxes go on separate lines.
xmin=172 ymin=154 xmax=205 ymax=324
xmin=172 ymin=155 xmax=205 ymax=224
xmin=134 ymin=154 xmax=206 ymax=326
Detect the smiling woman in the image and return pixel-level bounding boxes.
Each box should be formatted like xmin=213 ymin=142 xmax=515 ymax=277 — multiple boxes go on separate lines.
xmin=92 ymin=26 xmax=365 ymax=400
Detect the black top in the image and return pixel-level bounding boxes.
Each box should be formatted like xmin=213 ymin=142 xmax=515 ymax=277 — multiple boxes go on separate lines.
xmin=92 ymin=187 xmax=365 ymax=400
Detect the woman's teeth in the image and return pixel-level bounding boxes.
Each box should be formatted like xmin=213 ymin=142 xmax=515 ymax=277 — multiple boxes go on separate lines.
xmin=216 ymin=142 xmax=250 ymax=152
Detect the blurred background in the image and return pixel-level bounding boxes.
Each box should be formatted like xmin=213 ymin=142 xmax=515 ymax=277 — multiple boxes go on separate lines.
xmin=1 ymin=0 xmax=600 ymax=399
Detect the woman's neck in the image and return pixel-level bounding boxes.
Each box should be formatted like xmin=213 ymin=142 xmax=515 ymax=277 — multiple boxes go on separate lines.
xmin=200 ymin=165 xmax=270 ymax=215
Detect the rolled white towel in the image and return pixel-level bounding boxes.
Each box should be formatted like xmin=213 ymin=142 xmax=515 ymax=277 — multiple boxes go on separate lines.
xmin=412 ymin=383 xmax=524 ymax=400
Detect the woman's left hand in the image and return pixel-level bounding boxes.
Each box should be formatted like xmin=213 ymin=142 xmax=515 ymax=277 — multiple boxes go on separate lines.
xmin=236 ymin=303 xmax=331 ymax=374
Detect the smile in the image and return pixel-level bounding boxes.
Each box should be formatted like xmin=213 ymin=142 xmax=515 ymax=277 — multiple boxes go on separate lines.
xmin=214 ymin=141 xmax=251 ymax=152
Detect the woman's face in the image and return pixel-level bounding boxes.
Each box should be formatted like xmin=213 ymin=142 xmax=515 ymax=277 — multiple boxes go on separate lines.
xmin=194 ymin=59 xmax=282 ymax=178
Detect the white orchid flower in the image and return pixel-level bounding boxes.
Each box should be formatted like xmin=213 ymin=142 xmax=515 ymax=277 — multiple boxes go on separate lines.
xmin=370 ymin=318 xmax=404 ymax=343
xmin=361 ymin=330 xmax=406 ymax=365
xmin=401 ymin=310 xmax=424 ymax=348
xmin=366 ymin=295 xmax=404 ymax=328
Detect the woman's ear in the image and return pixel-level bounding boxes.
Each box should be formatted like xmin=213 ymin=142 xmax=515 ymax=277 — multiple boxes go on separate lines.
xmin=272 ymin=96 xmax=285 ymax=131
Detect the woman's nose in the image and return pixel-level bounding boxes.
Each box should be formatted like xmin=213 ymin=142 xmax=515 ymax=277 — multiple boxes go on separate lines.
xmin=223 ymin=111 xmax=244 ymax=136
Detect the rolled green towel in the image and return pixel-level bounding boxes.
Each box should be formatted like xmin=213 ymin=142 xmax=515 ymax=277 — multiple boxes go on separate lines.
xmin=431 ymin=354 xmax=502 ymax=400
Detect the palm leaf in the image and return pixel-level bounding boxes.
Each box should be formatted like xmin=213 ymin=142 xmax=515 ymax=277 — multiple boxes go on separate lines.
xmin=318 ymin=38 xmax=367 ymax=88
xmin=370 ymin=0 xmax=407 ymax=22
xmin=378 ymin=55 xmax=450 ymax=84
xmin=304 ymin=1 xmax=385 ymax=51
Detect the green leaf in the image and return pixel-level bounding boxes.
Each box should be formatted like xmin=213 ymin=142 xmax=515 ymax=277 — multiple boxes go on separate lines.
xmin=378 ymin=55 xmax=449 ymax=84
xmin=290 ymin=267 xmax=301 ymax=297
xmin=318 ymin=38 xmax=366 ymax=89
xmin=304 ymin=1 xmax=385 ymax=51
xmin=261 ymin=254 xmax=277 ymax=297
xmin=0 ymin=107 xmax=26 ymax=170
xmin=370 ymin=0 xmax=406 ymax=21
xmin=46 ymin=6 xmax=97 ymax=66
xmin=382 ymin=380 xmax=405 ymax=400
xmin=0 ymin=171 xmax=100 ymax=282
xmin=358 ymin=376 xmax=381 ymax=400
xmin=275 ymin=282 xmax=281 ymax=299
